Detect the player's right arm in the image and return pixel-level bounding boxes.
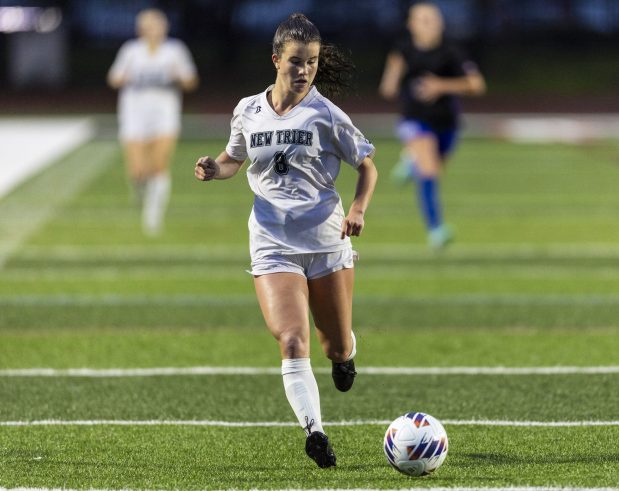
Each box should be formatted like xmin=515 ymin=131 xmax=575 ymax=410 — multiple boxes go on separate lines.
xmin=194 ymin=151 xmax=244 ymax=181
xmin=378 ymin=51 xmax=406 ymax=101
xmin=107 ymin=42 xmax=132 ymax=89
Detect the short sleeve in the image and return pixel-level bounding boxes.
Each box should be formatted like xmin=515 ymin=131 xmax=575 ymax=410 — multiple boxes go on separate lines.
xmin=225 ymin=100 xmax=248 ymax=162
xmin=108 ymin=41 xmax=133 ymax=79
xmin=330 ymin=106 xmax=375 ymax=168
xmin=173 ymin=40 xmax=198 ymax=81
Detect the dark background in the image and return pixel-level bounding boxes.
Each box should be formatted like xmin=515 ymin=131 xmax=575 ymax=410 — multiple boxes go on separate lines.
xmin=1 ymin=0 xmax=618 ymax=114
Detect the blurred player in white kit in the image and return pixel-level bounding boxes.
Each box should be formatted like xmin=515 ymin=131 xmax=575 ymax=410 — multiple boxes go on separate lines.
xmin=107 ymin=8 xmax=198 ymax=236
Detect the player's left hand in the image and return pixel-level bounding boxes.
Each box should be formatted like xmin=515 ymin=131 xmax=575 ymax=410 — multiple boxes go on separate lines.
xmin=341 ymin=211 xmax=364 ymax=239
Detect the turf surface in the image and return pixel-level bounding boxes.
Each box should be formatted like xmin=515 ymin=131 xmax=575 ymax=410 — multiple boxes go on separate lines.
xmin=0 ymin=137 xmax=618 ymax=489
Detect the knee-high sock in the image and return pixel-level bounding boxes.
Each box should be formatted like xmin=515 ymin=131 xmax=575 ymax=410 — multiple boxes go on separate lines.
xmin=416 ymin=176 xmax=442 ymax=230
xmin=142 ymin=173 xmax=171 ymax=235
xmin=282 ymin=358 xmax=324 ymax=435
xmin=346 ymin=331 xmax=357 ymax=361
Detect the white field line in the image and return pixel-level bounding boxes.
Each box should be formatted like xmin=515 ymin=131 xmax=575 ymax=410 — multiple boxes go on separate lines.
xmin=3 ymin=488 xmax=619 ymax=491
xmin=0 ymin=141 xmax=117 ymax=269
xmin=3 ymin=266 xmax=619 ymax=281
xmin=1 ymin=366 xmax=618 ymax=377
xmin=15 ymin=242 xmax=619 ymax=260
xmin=1 ymin=293 xmax=619 ymax=307
xmin=2 ymin=419 xmax=619 ymax=428
xmin=0 ymin=118 xmax=94 ymax=199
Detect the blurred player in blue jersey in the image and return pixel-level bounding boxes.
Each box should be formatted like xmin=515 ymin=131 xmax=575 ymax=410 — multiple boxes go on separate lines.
xmin=107 ymin=9 xmax=198 ymax=236
xmin=379 ymin=1 xmax=485 ymax=249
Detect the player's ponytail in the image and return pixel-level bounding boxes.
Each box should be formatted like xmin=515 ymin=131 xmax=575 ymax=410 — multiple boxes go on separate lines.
xmin=272 ymin=13 xmax=356 ymax=99
xmin=315 ymin=43 xmax=355 ymax=100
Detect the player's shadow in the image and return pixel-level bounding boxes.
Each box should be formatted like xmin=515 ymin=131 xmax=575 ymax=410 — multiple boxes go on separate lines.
xmin=466 ymin=452 xmax=619 ymax=465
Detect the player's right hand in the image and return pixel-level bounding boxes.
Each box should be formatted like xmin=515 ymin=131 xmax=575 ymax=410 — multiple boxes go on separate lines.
xmin=195 ymin=156 xmax=219 ymax=181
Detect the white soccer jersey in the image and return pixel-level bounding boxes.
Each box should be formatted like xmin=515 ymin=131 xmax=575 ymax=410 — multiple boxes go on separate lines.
xmin=225 ymin=85 xmax=375 ymax=260
xmin=109 ymin=38 xmax=197 ymax=140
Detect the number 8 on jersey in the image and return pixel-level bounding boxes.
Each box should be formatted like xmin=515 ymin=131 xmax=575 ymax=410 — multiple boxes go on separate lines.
xmin=273 ymin=151 xmax=290 ymax=176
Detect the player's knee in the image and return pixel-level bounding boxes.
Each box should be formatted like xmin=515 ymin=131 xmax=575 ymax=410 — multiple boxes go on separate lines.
xmin=129 ymin=169 xmax=147 ymax=182
xmin=323 ymin=340 xmax=350 ymax=363
xmin=279 ymin=330 xmax=308 ymax=359
xmin=416 ymin=160 xmax=441 ymax=178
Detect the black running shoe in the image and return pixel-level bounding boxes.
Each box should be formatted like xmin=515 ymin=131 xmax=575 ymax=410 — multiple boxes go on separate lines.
xmin=332 ymin=359 xmax=357 ymax=392
xmin=305 ymin=431 xmax=336 ymax=468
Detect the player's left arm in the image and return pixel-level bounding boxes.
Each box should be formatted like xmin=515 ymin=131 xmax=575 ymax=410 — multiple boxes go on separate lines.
xmin=416 ymin=48 xmax=487 ymax=103
xmin=341 ymin=157 xmax=378 ymax=239
xmin=177 ymin=75 xmax=199 ymax=92
xmin=416 ymin=69 xmax=486 ymax=102
xmin=173 ymin=42 xmax=200 ymax=92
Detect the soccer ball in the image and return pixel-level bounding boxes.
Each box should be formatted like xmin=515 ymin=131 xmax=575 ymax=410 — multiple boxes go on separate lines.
xmin=383 ymin=412 xmax=448 ymax=476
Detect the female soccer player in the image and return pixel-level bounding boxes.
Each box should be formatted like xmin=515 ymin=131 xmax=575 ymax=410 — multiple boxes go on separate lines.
xmin=379 ymin=1 xmax=485 ymax=249
xmin=107 ymin=8 xmax=198 ymax=236
xmin=195 ymin=13 xmax=377 ymax=468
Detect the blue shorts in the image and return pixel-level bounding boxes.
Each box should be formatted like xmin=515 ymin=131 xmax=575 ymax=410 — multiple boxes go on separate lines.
xmin=396 ymin=119 xmax=458 ymax=158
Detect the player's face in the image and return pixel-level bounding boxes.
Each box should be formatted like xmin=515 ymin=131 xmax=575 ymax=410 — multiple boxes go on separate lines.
xmin=273 ymin=41 xmax=320 ymax=95
xmin=408 ymin=4 xmax=444 ymax=47
xmin=137 ymin=12 xmax=168 ymax=43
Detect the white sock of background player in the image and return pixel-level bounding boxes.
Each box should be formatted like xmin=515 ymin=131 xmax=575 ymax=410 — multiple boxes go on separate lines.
xmin=142 ymin=172 xmax=170 ymax=235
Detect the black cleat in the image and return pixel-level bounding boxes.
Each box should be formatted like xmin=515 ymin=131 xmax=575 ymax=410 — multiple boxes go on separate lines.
xmin=332 ymin=359 xmax=357 ymax=392
xmin=305 ymin=431 xmax=336 ymax=468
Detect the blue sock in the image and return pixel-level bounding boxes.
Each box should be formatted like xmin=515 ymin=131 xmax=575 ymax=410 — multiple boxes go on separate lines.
xmin=416 ymin=177 xmax=442 ymax=230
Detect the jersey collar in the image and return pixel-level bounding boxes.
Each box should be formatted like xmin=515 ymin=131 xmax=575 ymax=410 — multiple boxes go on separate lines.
xmin=262 ymin=85 xmax=318 ymax=120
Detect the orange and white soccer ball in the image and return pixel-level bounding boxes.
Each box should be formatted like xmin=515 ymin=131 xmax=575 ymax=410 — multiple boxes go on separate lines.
xmin=383 ymin=412 xmax=449 ymax=476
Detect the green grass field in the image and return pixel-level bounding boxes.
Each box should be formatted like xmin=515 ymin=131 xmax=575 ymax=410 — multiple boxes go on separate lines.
xmin=1 ymin=135 xmax=618 ymax=490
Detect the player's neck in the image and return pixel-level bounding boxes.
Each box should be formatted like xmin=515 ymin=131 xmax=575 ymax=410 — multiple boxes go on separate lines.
xmin=268 ymin=84 xmax=309 ymax=116
xmin=411 ymin=33 xmax=441 ymax=50
xmin=143 ymin=38 xmax=163 ymax=53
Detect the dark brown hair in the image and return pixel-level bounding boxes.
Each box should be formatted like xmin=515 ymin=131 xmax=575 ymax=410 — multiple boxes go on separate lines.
xmin=272 ymin=13 xmax=355 ymax=99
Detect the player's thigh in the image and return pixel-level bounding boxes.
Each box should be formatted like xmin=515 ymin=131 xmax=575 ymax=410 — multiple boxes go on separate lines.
xmin=308 ymin=267 xmax=354 ymax=361
xmin=149 ymin=135 xmax=178 ymax=173
xmin=406 ymin=135 xmax=441 ymax=177
xmin=254 ymin=272 xmax=311 ymax=357
xmin=123 ymin=141 xmax=150 ymax=178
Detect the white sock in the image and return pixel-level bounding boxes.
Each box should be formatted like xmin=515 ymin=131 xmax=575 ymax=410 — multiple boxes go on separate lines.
xmin=346 ymin=331 xmax=357 ymax=361
xmin=142 ymin=173 xmax=171 ymax=236
xmin=281 ymin=358 xmax=324 ymax=435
